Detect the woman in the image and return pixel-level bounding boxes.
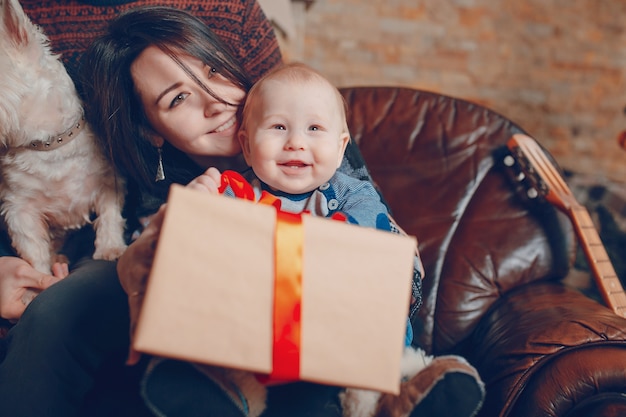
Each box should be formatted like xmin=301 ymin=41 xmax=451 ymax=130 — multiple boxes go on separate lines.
xmin=80 ymin=6 xmax=410 ymax=416
xmin=80 ymin=7 xmax=485 ymax=410
xmin=0 ymin=1 xmax=283 ymax=416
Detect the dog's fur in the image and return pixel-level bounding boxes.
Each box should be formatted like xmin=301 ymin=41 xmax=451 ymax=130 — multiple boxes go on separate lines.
xmin=0 ymin=0 xmax=126 ymax=273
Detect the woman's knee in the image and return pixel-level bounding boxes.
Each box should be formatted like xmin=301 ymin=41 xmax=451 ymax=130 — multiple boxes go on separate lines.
xmin=14 ymin=259 xmax=129 ymax=348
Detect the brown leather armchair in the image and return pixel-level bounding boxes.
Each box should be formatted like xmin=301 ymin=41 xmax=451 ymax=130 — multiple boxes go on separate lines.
xmin=339 ymin=86 xmax=626 ymax=417
xmin=2 ymin=84 xmax=625 ymax=417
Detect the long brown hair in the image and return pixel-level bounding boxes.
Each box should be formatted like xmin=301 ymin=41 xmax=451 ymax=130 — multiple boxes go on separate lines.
xmin=80 ymin=6 xmax=253 ymax=196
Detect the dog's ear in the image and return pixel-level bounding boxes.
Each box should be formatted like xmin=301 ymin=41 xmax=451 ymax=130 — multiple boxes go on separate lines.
xmin=1 ymin=0 xmax=33 ymax=47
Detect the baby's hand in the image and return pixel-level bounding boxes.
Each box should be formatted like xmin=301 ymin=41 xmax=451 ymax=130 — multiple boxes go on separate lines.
xmin=187 ymin=167 xmax=222 ymax=194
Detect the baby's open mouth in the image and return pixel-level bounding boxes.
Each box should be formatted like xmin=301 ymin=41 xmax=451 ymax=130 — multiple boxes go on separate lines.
xmin=280 ymin=161 xmax=309 ymax=168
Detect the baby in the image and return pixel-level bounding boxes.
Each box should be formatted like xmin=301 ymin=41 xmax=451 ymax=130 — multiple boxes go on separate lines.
xmin=190 ymin=62 xmax=485 ymax=417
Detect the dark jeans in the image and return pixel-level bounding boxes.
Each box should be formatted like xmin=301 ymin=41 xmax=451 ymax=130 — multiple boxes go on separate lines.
xmin=0 ymin=258 xmax=342 ymax=417
xmin=264 ymin=382 xmax=343 ymax=417
xmin=142 ymin=359 xmax=343 ymax=417
xmin=0 ymin=259 xmax=145 ymax=417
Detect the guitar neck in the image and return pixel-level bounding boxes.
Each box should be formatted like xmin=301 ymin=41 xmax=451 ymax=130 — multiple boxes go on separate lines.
xmin=567 ymin=204 xmax=626 ymax=317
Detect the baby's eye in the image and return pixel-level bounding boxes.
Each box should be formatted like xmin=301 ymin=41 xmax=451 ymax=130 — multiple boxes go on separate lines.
xmin=308 ymin=125 xmax=321 ymax=131
xmin=170 ymin=92 xmax=189 ymax=108
xmin=272 ymin=124 xmax=286 ymax=130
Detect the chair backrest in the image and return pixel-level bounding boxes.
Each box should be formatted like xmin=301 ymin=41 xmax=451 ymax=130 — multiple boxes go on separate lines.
xmin=339 ymin=86 xmax=576 ymax=354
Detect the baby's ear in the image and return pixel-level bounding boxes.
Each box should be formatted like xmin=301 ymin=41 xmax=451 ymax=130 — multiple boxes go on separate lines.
xmin=238 ymin=129 xmax=252 ymax=166
xmin=336 ymin=132 xmax=351 ymax=168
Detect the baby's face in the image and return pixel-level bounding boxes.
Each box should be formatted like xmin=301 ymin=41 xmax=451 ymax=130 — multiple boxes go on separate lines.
xmin=239 ymin=78 xmax=349 ymax=194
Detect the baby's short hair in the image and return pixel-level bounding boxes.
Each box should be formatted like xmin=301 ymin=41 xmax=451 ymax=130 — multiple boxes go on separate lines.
xmin=241 ymin=62 xmax=349 ymax=134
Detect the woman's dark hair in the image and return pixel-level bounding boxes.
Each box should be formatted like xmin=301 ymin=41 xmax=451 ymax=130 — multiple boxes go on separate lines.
xmin=80 ymin=6 xmax=253 ymax=197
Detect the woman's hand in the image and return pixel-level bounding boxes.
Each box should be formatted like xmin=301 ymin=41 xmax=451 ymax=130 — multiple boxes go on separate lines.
xmin=0 ymin=257 xmax=68 ymax=321
xmin=187 ymin=167 xmax=222 ymax=194
xmin=117 ymin=203 xmax=167 ymax=365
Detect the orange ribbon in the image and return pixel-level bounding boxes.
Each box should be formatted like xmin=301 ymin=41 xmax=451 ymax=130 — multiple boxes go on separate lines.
xmin=219 ymin=171 xmax=302 ymax=381
xmin=270 ymin=210 xmax=303 ymax=380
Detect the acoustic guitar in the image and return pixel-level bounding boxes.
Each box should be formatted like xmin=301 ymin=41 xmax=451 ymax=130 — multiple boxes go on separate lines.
xmin=503 ymin=133 xmax=626 ymax=318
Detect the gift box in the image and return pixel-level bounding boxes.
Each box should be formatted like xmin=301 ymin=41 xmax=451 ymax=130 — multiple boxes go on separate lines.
xmin=133 ymin=184 xmax=417 ymax=394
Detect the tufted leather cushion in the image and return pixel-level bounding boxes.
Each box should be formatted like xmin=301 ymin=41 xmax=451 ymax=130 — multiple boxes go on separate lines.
xmin=339 ymin=86 xmax=575 ymax=353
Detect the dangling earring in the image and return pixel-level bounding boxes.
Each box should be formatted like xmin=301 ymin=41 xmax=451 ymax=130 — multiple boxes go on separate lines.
xmin=155 ymin=146 xmax=165 ymax=182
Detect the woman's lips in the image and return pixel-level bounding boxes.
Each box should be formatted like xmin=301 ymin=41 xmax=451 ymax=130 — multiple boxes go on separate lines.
xmin=212 ymin=116 xmax=236 ymax=133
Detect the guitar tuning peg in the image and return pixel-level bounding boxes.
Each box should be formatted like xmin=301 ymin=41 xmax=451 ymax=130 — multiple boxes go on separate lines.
xmin=527 ymin=188 xmax=538 ymax=199
xmin=503 ymin=155 xmax=515 ymax=167
xmin=516 ymin=172 xmax=526 ymax=181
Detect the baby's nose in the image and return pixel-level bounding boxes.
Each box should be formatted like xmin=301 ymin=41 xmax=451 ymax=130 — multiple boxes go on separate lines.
xmin=285 ymin=132 xmax=306 ymax=150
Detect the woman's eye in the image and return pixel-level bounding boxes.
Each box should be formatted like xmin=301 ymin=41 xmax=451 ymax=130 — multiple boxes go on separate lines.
xmin=207 ymin=66 xmax=218 ymax=78
xmin=169 ymin=93 xmax=189 ymax=108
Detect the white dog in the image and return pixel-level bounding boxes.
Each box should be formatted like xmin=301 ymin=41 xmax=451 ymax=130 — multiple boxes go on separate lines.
xmin=0 ymin=0 xmax=126 ymax=274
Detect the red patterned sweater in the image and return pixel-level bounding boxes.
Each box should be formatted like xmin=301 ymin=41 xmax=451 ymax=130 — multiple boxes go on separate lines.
xmin=21 ymin=0 xmax=283 ymax=82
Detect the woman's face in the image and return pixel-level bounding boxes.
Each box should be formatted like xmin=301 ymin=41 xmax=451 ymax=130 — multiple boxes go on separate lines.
xmin=131 ymin=45 xmax=246 ymax=159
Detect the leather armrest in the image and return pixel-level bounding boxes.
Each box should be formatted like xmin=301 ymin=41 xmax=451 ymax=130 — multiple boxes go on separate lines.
xmin=467 ymin=282 xmax=626 ymax=417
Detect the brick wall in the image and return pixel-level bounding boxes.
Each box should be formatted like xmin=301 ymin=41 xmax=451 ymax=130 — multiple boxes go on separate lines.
xmin=285 ymin=0 xmax=626 ymax=182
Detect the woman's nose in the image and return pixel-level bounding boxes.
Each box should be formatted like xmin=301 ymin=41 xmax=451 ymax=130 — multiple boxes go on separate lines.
xmin=203 ymin=95 xmax=226 ymax=118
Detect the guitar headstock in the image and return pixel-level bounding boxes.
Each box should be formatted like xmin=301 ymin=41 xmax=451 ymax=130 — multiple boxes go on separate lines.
xmin=502 ymin=133 xmax=578 ymax=213
xmin=503 ymin=135 xmax=626 ymax=317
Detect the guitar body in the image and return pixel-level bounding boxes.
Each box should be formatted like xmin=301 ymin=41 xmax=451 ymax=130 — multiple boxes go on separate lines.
xmin=503 ymin=133 xmax=626 ymax=317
